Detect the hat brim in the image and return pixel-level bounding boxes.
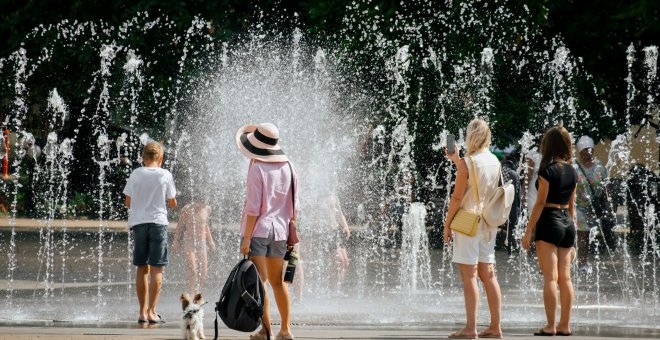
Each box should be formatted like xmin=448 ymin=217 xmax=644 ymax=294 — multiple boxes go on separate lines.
xmin=235 ymin=124 xmax=288 ymax=162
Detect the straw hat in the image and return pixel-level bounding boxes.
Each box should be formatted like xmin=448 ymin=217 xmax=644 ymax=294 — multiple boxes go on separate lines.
xmin=235 ymin=123 xmax=288 ymax=162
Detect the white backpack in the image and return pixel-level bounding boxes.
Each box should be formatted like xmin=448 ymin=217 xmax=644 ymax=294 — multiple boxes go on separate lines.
xmin=482 ymin=167 xmax=515 ymax=229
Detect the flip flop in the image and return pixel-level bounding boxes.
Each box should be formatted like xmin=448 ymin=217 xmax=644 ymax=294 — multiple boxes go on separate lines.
xmin=556 ymin=331 xmax=573 ymax=336
xmin=137 ymin=319 xmax=148 ymax=324
xmin=448 ymin=331 xmax=478 ymax=339
xmin=275 ymin=335 xmax=295 ymax=340
xmin=533 ymin=329 xmax=556 ymax=336
xmin=148 ymin=314 xmax=166 ymax=324
xmin=249 ymin=333 xmax=272 ymax=340
xmin=478 ymin=331 xmax=503 ymax=338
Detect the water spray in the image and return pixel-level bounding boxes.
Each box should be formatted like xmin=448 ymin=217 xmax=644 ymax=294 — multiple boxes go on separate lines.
xmin=2 ymin=127 xmax=8 ymax=181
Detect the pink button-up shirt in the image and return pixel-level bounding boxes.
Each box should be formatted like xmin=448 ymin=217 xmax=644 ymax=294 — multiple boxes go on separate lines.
xmin=241 ymin=161 xmax=298 ymax=241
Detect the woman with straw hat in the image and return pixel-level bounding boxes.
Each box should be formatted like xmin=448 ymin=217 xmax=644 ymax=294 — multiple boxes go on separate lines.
xmin=236 ymin=122 xmax=297 ymax=340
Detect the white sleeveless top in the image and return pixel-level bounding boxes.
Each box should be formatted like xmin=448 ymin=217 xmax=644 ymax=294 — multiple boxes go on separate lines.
xmin=462 ymin=150 xmax=501 ymax=231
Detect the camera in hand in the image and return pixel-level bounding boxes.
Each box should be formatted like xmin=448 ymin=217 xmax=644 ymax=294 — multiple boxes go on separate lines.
xmin=283 ymin=249 xmax=299 ymax=283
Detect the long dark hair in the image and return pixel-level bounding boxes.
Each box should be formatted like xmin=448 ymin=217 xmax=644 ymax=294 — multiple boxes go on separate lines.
xmin=539 ymin=126 xmax=573 ymax=169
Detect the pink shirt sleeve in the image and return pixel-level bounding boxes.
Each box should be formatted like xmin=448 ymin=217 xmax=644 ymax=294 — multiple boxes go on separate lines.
xmin=244 ymin=164 xmax=263 ymax=216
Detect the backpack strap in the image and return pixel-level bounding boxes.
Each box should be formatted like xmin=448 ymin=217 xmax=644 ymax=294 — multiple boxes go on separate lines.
xmin=214 ymin=258 xmax=249 ymax=340
xmin=215 ymin=260 xmax=242 ymax=340
xmin=220 ymin=259 xmax=242 ymax=299
xmin=213 ymin=313 xmax=219 ymax=340
xmin=264 ymin=323 xmax=271 ymax=340
xmin=499 ymin=165 xmax=506 ymax=186
xmin=237 ymin=261 xmax=260 ymax=309
xmin=237 ymin=261 xmax=270 ymax=340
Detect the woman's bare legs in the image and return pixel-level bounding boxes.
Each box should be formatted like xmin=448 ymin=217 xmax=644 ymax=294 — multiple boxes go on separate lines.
xmin=250 ymin=256 xmax=293 ymax=338
xmin=556 ymin=247 xmax=574 ymax=335
xmin=266 ymin=257 xmax=292 ymax=337
xmin=250 ymin=256 xmax=273 ymax=337
xmin=536 ymin=240 xmax=559 ymax=334
xmin=477 ymin=262 xmax=502 ymax=337
xmin=455 ymin=263 xmax=479 ymax=337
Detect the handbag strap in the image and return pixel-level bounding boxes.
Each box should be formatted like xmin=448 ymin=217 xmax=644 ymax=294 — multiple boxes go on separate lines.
xmin=577 ymin=162 xmax=613 ymax=218
xmin=576 ymin=162 xmax=616 ymax=253
xmin=467 ymin=156 xmax=481 ymax=212
xmin=287 ymin=162 xmax=296 ymax=214
xmin=577 ymin=162 xmax=599 ymax=201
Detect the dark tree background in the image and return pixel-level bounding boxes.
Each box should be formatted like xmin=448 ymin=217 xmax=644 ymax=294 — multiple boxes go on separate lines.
xmin=0 ymin=0 xmax=658 ymax=217
xmin=2 ymin=0 xmax=658 ymax=125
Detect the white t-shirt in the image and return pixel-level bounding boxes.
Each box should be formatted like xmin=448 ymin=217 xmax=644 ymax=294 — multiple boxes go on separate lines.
xmin=123 ymin=167 xmax=176 ymax=227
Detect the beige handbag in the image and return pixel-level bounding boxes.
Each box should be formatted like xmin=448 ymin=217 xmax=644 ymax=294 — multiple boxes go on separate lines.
xmin=450 ymin=157 xmax=480 ymax=237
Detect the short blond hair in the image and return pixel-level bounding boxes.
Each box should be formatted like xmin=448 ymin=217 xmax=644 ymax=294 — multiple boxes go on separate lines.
xmin=142 ymin=142 xmax=163 ymax=162
xmin=465 ymin=118 xmax=491 ymax=155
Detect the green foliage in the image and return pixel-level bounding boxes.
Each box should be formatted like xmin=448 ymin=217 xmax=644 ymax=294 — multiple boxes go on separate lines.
xmin=529 ymin=0 xmax=660 ymax=128
xmin=0 ymin=0 xmax=658 ymax=216
xmin=70 ymin=191 xmax=91 ymax=216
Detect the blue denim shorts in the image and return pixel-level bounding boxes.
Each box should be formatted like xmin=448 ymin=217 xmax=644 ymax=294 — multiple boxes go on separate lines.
xmin=132 ymin=223 xmax=169 ymax=266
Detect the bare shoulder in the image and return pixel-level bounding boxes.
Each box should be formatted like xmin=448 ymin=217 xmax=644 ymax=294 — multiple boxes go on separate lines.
xmin=457 ymin=158 xmax=468 ymax=171
xmin=458 ymin=158 xmax=468 ymax=166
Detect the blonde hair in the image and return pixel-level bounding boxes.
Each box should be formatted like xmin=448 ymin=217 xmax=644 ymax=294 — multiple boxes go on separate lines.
xmin=142 ymin=142 xmax=164 ymax=162
xmin=465 ymin=118 xmax=491 ymax=155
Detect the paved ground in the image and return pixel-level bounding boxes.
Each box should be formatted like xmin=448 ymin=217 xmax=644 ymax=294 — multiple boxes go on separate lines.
xmin=2 ymin=218 xmax=659 ymax=339
xmin=1 ymin=323 xmax=659 ymax=340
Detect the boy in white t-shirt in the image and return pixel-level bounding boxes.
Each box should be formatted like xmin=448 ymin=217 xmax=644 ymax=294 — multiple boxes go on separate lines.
xmin=123 ymin=142 xmax=177 ymax=324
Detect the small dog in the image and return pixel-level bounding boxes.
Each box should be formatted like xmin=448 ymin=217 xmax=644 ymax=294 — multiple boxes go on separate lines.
xmin=181 ymin=293 xmax=206 ymax=340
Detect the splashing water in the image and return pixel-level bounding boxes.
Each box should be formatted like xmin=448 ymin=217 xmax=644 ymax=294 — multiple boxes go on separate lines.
xmin=0 ymin=3 xmax=658 ymax=327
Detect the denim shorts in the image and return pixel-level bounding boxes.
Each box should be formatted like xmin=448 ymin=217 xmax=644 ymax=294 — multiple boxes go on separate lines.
xmin=132 ymin=223 xmax=169 ymax=266
xmin=244 ymin=226 xmax=287 ymax=258
xmin=535 ymin=208 xmax=576 ymax=248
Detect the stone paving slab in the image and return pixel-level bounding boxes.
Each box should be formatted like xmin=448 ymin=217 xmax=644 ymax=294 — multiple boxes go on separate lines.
xmin=0 ymin=324 xmax=658 ymax=340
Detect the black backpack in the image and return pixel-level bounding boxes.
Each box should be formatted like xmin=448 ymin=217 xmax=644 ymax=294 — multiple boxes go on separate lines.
xmin=214 ymin=258 xmax=268 ymax=340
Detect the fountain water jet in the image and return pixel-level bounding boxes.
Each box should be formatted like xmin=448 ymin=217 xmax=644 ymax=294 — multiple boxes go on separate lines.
xmin=0 ymin=2 xmax=658 ymax=328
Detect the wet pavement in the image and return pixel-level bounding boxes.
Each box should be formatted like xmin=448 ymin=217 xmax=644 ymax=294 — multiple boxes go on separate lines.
xmin=1 ymin=220 xmax=660 ymax=339
xmin=1 ymin=321 xmax=660 ymax=339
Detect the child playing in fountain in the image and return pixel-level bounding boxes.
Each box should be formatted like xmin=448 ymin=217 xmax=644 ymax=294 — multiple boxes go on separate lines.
xmin=123 ymin=142 xmax=177 ymax=324
xmin=322 ymin=193 xmax=351 ymax=292
xmin=172 ymin=199 xmax=216 ymax=294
